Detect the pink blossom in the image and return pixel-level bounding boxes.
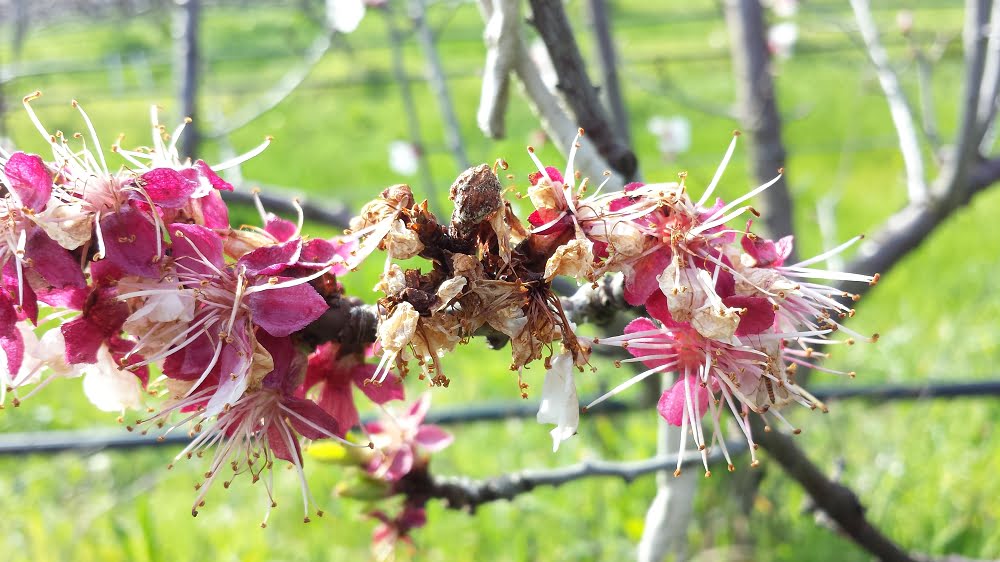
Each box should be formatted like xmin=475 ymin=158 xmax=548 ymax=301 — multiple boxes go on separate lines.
xmin=364 ymin=393 xmax=453 ymax=482
xmin=301 ymin=342 xmax=405 ymax=431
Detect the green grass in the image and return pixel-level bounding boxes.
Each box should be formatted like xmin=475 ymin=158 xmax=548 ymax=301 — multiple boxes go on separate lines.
xmin=1 ymin=0 xmax=998 ymax=560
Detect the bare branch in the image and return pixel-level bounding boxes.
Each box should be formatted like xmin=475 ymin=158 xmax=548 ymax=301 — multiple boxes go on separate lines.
xmin=475 ymin=0 xmax=625 ymax=189
xmin=937 ymin=0 xmax=992 ymax=200
xmin=381 ymin=5 xmax=437 ymax=200
xmin=849 ymin=155 xmax=1000 ymax=296
xmin=977 ymin=2 xmax=1000 ymax=152
xmin=206 ymin=32 xmax=333 ymax=139
xmin=724 ymin=0 xmax=797 ymax=242
xmin=850 ymin=0 xmax=928 ymax=204
xmin=172 ymin=0 xmax=200 ymax=159
xmin=399 ymin=444 xmax=740 ymax=512
xmin=526 ymin=0 xmax=638 ymax=181
xmin=752 ymin=418 xmax=917 ymax=562
xmin=588 ymin=0 xmax=631 ymax=145
xmin=410 ymin=0 xmax=470 ymax=170
xmin=476 ymin=0 xmax=519 ymax=138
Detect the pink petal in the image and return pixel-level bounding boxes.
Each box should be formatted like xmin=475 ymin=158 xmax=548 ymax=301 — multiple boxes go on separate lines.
xmin=282 ymin=396 xmax=343 ymax=440
xmin=380 ymin=448 xmax=414 ymax=481
xmin=264 ymin=216 xmax=297 ymax=242
xmin=170 ymin=223 xmax=224 ymax=275
xmin=774 ymin=235 xmax=794 ymax=266
xmin=163 ymin=331 xmax=218 ymax=380
xmin=644 ymin=291 xmax=684 ymax=329
xmin=657 ymin=375 xmax=709 ymax=426
xmin=35 ymin=286 xmax=87 ymax=310
xmin=622 ymin=317 xmax=676 ymax=369
xmin=4 ymin=152 xmax=52 ymax=210
xmin=317 ymin=382 xmax=360 ymax=430
xmin=247 ymin=281 xmax=327 ymax=337
xmin=353 ymin=364 xmax=404 ymax=404
xmin=301 ymin=238 xmax=355 ymax=275
xmin=61 ymin=317 xmax=104 ymax=364
xmin=192 ymin=190 xmax=230 ymax=229
xmin=726 ymin=295 xmax=776 ymax=336
xmin=414 ymin=424 xmax=453 ymax=452
xmin=194 ymin=160 xmax=234 ymax=191
xmin=0 ymin=329 xmax=24 ymax=376
xmin=25 ymin=229 xmax=87 ymax=289
xmin=528 ymin=166 xmax=563 ymax=186
xmin=100 ymin=208 xmax=162 ymax=278
xmin=406 ymin=393 xmax=432 ymax=423
xmin=137 ymin=168 xmax=200 ymax=208
xmin=267 ymin=423 xmax=302 ymax=463
xmin=624 ymin=250 xmax=671 ymax=306
xmin=3 ymin=264 xmax=37 ymax=324
xmin=237 ymin=238 xmax=302 ymax=276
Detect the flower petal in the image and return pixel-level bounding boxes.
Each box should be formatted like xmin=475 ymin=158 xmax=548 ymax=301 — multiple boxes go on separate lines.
xmin=137 ymin=168 xmax=200 ymax=208
xmin=99 ymin=208 xmax=162 ymax=278
xmin=247 ymin=281 xmax=328 ymax=337
xmin=25 ymin=229 xmax=87 ymax=289
xmin=536 ymin=352 xmax=579 ymax=452
xmin=657 ymin=375 xmax=709 ymax=427
xmin=237 ymin=238 xmax=302 ymax=276
xmin=3 ymin=152 xmax=52 ymax=210
xmin=170 ymin=222 xmax=225 ymax=275
xmin=414 ymin=425 xmax=453 ymax=452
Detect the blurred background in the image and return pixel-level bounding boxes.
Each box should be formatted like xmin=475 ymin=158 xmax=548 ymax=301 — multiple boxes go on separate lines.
xmin=0 ymin=0 xmax=998 ymax=560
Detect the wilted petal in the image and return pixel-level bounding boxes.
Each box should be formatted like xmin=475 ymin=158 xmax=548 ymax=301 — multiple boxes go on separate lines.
xmin=536 ymin=352 xmax=579 ymax=452
xmin=0 ymin=327 xmax=25 ymax=378
xmin=4 ymin=152 xmax=52 ymax=211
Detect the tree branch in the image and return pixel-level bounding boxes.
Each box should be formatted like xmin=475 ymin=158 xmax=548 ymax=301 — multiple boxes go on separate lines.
xmin=588 ymin=0 xmax=631 ymax=145
xmin=752 ymin=418 xmax=917 ymax=562
xmin=173 ymin=0 xmax=200 ymax=159
xmin=382 ymin=5 xmax=437 ymax=200
xmin=850 ymin=0 xmax=929 ymax=204
xmin=410 ymin=0 xmax=470 ymax=171
xmin=848 ymin=155 xmax=1000 ymax=294
xmin=476 ymin=0 xmax=518 ymax=138
xmin=724 ymin=0 xmax=797 ymax=242
xmin=399 ymin=444 xmax=740 ymax=512
xmin=526 ymin=0 xmax=637 ymax=181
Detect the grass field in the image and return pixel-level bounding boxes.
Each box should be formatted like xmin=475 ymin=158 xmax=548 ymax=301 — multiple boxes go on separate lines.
xmin=1 ymin=1 xmax=998 ymax=560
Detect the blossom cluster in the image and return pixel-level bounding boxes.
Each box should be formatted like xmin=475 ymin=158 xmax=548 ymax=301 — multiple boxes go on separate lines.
xmin=359 ymin=129 xmax=877 ymax=476
xmin=0 ymin=91 xmax=877 ymax=545
xmin=0 ymin=93 xmax=406 ymax=524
